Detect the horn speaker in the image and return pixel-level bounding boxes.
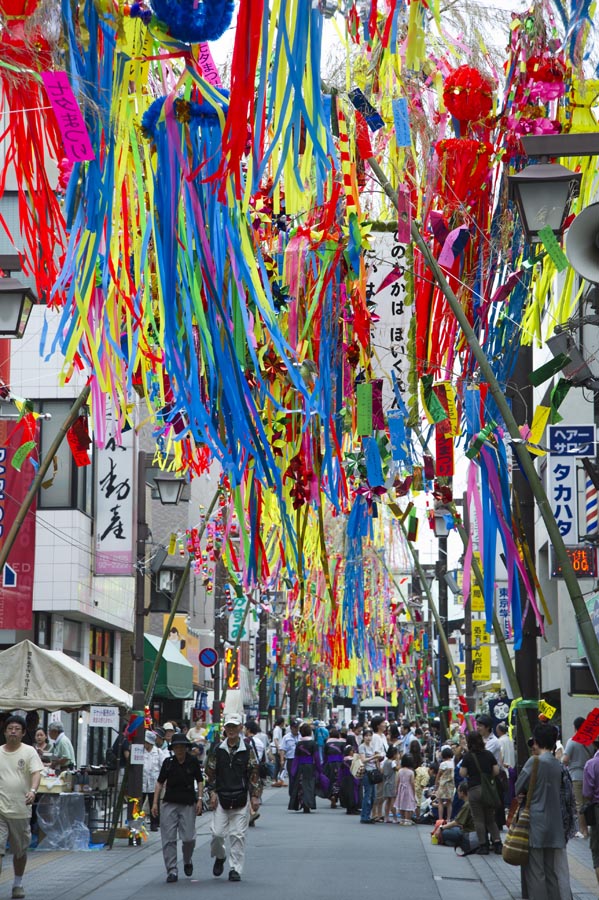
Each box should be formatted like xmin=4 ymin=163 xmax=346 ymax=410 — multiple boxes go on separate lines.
xmin=566 ymin=202 xmax=599 ymax=284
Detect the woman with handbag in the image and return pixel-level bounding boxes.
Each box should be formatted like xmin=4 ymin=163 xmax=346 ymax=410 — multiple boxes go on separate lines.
xmin=514 ymin=724 xmax=573 ymax=900
xmin=358 ymin=728 xmax=383 ymax=823
xmin=459 ymin=731 xmax=501 ymax=854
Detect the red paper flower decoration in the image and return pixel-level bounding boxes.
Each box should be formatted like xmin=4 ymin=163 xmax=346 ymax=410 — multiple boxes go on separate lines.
xmin=0 ymin=0 xmax=39 ymax=17
xmin=443 ymin=65 xmax=494 ymax=123
xmin=435 ymin=138 xmax=494 ymax=211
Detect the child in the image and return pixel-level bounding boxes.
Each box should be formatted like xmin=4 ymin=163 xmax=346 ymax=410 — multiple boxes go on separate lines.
xmin=382 ymin=746 xmax=399 ymax=823
xmin=435 ymin=745 xmax=455 ymax=822
xmin=395 ymin=753 xmax=417 ymax=825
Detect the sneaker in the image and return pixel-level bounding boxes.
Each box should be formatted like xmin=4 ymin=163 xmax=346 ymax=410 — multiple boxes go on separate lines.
xmin=184 ymin=863 xmax=193 ymax=877
xmin=12 ymin=889 xmax=25 ymax=899
xmin=228 ymin=870 xmax=241 ymax=882
xmin=166 ymin=873 xmax=178 ymax=884
xmin=213 ymin=857 xmax=226 ymax=877
xmin=493 ymin=841 xmax=503 ymax=855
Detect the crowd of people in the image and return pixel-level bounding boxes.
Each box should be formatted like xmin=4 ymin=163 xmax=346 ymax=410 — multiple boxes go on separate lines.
xmin=3 ymin=706 xmax=599 ymax=898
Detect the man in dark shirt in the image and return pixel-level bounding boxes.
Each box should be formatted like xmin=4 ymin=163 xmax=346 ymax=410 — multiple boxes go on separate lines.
xmin=152 ymin=733 xmax=204 ymax=883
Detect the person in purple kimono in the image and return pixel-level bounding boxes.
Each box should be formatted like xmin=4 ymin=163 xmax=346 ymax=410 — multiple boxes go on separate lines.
xmin=288 ymin=724 xmax=329 ymax=813
xmin=323 ymin=728 xmax=346 ymax=808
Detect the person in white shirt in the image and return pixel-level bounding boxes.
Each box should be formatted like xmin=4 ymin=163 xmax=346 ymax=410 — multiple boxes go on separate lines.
xmin=0 ymin=715 xmax=44 ymax=899
xmin=142 ymin=732 xmax=163 ymax=831
xmin=279 ymin=721 xmax=300 ymax=789
xmin=370 ymin=716 xmax=389 ymax=822
xmin=272 ymin=717 xmax=285 ymax=786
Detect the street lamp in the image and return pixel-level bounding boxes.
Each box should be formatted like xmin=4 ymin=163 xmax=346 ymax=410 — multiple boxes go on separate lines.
xmin=0 ymin=255 xmax=36 ymax=337
xmin=152 ymin=474 xmax=185 ymax=506
xmin=129 ymin=452 xmax=184 ymax=805
xmin=508 ymin=162 xmax=581 ymax=243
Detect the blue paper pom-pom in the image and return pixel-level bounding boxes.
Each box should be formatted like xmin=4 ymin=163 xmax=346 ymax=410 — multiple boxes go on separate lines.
xmin=150 ymin=0 xmax=235 ymax=43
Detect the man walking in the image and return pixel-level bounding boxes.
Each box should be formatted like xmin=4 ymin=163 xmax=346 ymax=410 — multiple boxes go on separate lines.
xmin=279 ymin=719 xmax=300 ymax=787
xmin=205 ymin=711 xmax=261 ymax=882
xmin=0 ymin=715 xmax=43 ymax=899
xmin=151 ymin=733 xmax=204 ymax=883
xmin=563 ymin=717 xmax=593 ymax=838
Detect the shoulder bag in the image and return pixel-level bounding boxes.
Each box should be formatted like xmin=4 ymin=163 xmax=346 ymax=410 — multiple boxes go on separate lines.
xmin=367 ymin=767 xmax=384 ymax=785
xmin=502 ymin=756 xmax=539 ymax=866
xmin=472 ymin=752 xmax=501 ymax=809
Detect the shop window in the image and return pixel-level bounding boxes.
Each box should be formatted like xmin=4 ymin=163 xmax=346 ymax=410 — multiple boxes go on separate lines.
xmin=37 ymin=400 xmax=91 ymax=512
xmin=89 ymin=627 xmax=114 ymax=681
xmin=62 ymin=619 xmax=82 ymax=661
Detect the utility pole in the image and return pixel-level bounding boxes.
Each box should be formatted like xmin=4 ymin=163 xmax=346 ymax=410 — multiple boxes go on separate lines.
xmin=212 ymin=557 xmax=226 ymax=726
xmin=509 ymin=349 xmax=539 ymax=768
xmin=258 ymin=606 xmax=268 ymax=724
xmin=129 ymin=450 xmax=149 ymax=805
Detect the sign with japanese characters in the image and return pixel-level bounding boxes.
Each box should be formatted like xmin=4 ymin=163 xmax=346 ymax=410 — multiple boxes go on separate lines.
xmin=496 ymin=582 xmax=511 ymax=640
xmin=471 ymin=619 xmax=491 ymax=682
xmin=41 ymin=72 xmax=95 ymax=162
xmin=470 ymin=551 xmax=484 ymax=612
xmin=95 ymin=430 xmax=135 ymax=575
xmin=548 ymin=456 xmax=578 ymax=542
xmin=89 ymin=706 xmax=119 ymax=731
xmin=366 ymin=233 xmax=409 ymax=414
xmin=228 ymin=593 xmax=249 ymax=641
xmin=572 ymin=707 xmax=599 ymax=744
xmin=548 ymin=425 xmax=596 ymax=457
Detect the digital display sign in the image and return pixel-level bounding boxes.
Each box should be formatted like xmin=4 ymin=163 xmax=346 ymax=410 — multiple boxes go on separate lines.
xmin=551 ymin=546 xmax=597 ymax=579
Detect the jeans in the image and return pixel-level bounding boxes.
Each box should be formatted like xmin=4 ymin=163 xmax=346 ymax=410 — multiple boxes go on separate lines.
xmin=360 ymin=773 xmax=375 ymax=822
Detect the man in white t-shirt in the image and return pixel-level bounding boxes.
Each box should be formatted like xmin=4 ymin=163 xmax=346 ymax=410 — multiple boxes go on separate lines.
xmin=0 ymin=715 xmax=44 ymax=899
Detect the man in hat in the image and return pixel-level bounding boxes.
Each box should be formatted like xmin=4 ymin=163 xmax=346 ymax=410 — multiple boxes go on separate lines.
xmin=205 ymin=712 xmax=261 ymax=882
xmin=0 ymin=715 xmax=44 ymax=899
xmin=151 ymin=734 xmax=204 ymax=883
xmin=154 ymin=727 xmax=171 ymax=764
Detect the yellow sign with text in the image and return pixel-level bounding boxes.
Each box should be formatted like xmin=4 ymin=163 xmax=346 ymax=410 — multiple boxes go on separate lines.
xmin=471 ymin=551 xmax=484 ymax=612
xmin=471 ymin=620 xmax=491 ymax=682
xmin=538 ymin=700 xmax=556 ymax=720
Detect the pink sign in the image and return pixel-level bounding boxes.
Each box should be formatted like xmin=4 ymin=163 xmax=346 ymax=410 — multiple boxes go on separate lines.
xmin=198 ymin=43 xmax=222 ymax=87
xmin=41 ymin=72 xmax=95 ymax=162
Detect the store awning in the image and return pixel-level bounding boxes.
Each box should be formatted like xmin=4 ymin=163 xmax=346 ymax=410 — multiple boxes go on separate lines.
xmin=144 ymin=634 xmax=193 ymax=700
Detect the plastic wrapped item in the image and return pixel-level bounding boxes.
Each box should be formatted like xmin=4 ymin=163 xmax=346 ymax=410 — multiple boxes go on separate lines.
xmin=36 ymin=793 xmax=90 ymax=850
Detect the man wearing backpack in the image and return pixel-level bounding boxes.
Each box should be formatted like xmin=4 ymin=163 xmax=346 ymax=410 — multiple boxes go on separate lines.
xmin=205 ymin=712 xmax=261 ymax=882
xmin=151 ymin=734 xmax=204 ymax=883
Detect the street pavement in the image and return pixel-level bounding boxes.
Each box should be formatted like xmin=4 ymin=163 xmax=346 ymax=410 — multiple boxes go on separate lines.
xmin=1 ymin=787 xmax=598 ymax=899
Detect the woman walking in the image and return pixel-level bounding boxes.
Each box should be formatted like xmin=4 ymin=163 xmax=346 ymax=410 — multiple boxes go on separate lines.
xmin=323 ymin=728 xmax=346 ymax=809
xmin=395 ymin=753 xmax=417 ymax=825
xmin=288 ymin=724 xmax=328 ymax=813
xmin=459 ymin=731 xmax=501 ymax=855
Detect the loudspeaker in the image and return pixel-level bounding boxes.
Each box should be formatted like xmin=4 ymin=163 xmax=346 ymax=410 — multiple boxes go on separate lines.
xmin=566 ymin=202 xmax=599 ymax=283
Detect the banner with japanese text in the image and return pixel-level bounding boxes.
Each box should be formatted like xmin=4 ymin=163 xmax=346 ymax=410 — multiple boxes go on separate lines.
xmin=94 ymin=430 xmax=135 ymax=575
xmin=0 ymin=421 xmax=36 ymax=630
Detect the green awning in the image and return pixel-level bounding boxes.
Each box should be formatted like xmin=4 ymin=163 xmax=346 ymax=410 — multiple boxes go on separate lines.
xmin=144 ymin=634 xmax=193 ymax=700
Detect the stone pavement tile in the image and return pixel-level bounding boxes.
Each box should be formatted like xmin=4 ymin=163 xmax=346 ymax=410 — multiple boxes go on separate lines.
xmin=415 ymin=827 xmax=493 ymax=900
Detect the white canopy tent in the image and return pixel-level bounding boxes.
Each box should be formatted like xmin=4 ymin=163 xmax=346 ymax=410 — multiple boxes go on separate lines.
xmin=359 ymin=696 xmax=390 ymax=709
xmin=0 ymin=640 xmax=132 ymax=711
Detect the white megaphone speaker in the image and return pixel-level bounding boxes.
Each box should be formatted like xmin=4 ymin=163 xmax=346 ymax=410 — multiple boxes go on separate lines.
xmin=566 ymin=202 xmax=599 ymax=284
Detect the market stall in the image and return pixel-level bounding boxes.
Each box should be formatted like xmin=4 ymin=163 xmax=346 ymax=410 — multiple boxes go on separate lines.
xmin=0 ymin=640 xmax=132 ymax=847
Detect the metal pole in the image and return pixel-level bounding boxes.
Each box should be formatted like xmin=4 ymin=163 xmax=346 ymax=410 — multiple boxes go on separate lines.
xmin=128 ymin=450 xmax=148 ymax=805
xmin=437 ymin=534 xmax=450 ymax=741
xmin=367 ymin=154 xmax=599 ymax=692
xmin=0 ymin=383 xmax=91 ymax=572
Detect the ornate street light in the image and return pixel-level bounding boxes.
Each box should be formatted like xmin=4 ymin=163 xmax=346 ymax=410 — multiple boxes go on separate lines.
xmin=508 ymin=162 xmax=582 ymax=243
xmin=0 ymin=255 xmax=37 ymax=337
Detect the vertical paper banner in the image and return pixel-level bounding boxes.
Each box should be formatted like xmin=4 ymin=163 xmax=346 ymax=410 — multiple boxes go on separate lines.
xmin=95 ymin=429 xmax=135 ymax=575
xmin=366 ymin=233 xmax=410 ymax=414
xmin=0 ymin=421 xmax=36 ymax=629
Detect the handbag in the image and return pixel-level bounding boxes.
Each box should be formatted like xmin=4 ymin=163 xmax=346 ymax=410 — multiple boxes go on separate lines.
xmin=367 ymin=768 xmax=383 ymax=785
xmin=502 ymin=756 xmax=539 ymax=867
xmin=350 ymin=756 xmax=365 ymax=779
xmin=472 ymin=752 xmax=501 ymax=809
